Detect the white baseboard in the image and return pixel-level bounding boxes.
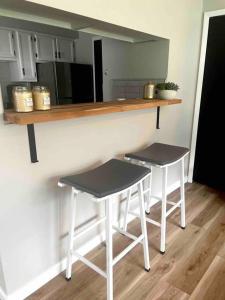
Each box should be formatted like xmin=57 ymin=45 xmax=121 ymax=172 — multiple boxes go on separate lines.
xmin=5 ymin=177 xmax=186 ymax=300
xmin=6 ymin=235 xmax=104 ymax=300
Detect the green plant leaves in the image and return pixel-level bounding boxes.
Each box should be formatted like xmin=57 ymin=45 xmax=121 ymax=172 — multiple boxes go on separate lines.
xmin=156 ymin=82 xmax=179 ymax=91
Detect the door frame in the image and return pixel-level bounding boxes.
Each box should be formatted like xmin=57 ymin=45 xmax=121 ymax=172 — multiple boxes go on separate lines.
xmin=188 ymin=8 xmax=225 ymax=182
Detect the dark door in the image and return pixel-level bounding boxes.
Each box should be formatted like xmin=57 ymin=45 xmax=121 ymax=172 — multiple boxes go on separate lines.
xmin=71 ymin=63 xmax=94 ymax=103
xmin=193 ymin=15 xmax=225 ymax=191
xmin=94 ymin=40 xmax=103 ymax=102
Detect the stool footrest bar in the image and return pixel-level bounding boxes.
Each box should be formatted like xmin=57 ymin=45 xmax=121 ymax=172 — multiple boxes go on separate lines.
xmin=146 ymin=218 xmax=161 ymax=227
xmin=73 ymin=217 xmax=106 ymax=240
xmin=166 ymin=200 xmax=182 ymax=217
xmin=167 ymin=201 xmax=178 ymax=206
xmin=122 ymin=191 xmax=161 ymax=205
xmin=129 ymin=211 xmax=161 ymax=227
xmin=113 ymin=234 xmax=144 ymax=266
xmin=143 ymin=188 xmax=151 ymax=194
xmin=113 ymin=225 xmax=142 ymax=242
xmin=74 ymin=251 xmax=107 ymax=279
xmin=150 ymin=195 xmax=161 ymax=202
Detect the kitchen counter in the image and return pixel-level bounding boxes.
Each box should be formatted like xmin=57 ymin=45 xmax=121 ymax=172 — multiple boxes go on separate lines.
xmin=4 ymin=98 xmax=182 ymax=125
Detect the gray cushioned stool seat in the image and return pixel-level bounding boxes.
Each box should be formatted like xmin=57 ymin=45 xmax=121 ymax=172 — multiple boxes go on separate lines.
xmin=125 ymin=143 xmax=189 ymax=166
xmin=59 ymin=159 xmax=150 ymax=198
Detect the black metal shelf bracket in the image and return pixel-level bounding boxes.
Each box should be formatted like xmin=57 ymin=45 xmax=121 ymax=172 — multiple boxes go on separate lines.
xmin=156 ymin=107 xmax=160 ymax=129
xmin=25 ymin=107 xmax=160 ymax=163
xmin=27 ymin=124 xmax=39 ymax=163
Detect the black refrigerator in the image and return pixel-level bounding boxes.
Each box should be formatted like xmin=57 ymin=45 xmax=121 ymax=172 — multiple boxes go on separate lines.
xmin=35 ymin=62 xmax=94 ymax=105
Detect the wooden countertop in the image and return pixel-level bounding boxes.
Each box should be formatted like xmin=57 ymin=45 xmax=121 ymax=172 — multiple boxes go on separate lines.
xmin=4 ymin=98 xmax=182 ymax=125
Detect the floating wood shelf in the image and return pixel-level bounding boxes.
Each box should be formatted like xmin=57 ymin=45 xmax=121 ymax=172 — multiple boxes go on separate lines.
xmin=3 ymin=98 xmax=182 ymax=163
xmin=4 ymin=98 xmax=182 ymax=125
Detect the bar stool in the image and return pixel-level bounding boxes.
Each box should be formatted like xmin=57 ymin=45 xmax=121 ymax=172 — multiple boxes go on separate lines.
xmin=58 ymin=159 xmax=151 ymax=300
xmin=123 ymin=143 xmax=190 ymax=254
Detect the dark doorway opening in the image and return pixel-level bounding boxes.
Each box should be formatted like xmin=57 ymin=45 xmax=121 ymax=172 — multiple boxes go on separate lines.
xmin=94 ymin=40 xmax=103 ymax=102
xmin=193 ymin=15 xmax=225 ymax=191
xmin=71 ymin=63 xmax=94 ymax=103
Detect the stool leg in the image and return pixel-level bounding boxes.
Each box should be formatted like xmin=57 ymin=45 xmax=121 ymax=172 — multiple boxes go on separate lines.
xmin=160 ymin=167 xmax=168 ymax=254
xmin=123 ymin=188 xmax=131 ymax=231
xmin=66 ymin=188 xmax=77 ymax=280
xmin=138 ymin=181 xmax=150 ymax=271
xmin=106 ymin=199 xmax=113 ymax=300
xmin=180 ymin=158 xmax=186 ymax=229
xmin=145 ymin=171 xmax=152 ymax=214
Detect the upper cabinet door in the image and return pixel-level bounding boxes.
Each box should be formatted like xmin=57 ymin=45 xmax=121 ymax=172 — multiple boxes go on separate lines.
xmin=56 ymin=38 xmax=74 ymax=62
xmin=9 ymin=31 xmax=37 ymax=82
xmin=0 ymin=28 xmax=16 ymax=61
xmin=17 ymin=31 xmax=37 ymax=81
xmin=34 ymin=33 xmax=56 ymax=62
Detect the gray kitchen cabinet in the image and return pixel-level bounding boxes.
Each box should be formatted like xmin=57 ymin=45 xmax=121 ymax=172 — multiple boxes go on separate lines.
xmin=34 ymin=33 xmax=56 ymax=62
xmin=0 ymin=28 xmax=17 ymax=61
xmin=56 ymin=37 xmax=74 ymax=62
xmin=9 ymin=31 xmax=37 ymax=82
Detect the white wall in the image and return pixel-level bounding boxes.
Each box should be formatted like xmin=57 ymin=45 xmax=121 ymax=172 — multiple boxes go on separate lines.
xmin=204 ymin=0 xmax=225 ymax=11
xmin=102 ymin=37 xmax=131 ymax=100
xmin=0 ymin=0 xmax=203 ymax=297
xmin=102 ymin=38 xmax=169 ymax=100
xmin=129 ymin=40 xmax=169 ymax=79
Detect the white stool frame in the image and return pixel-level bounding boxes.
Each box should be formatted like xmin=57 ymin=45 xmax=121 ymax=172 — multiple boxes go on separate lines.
xmin=123 ymin=152 xmax=189 ymax=254
xmin=58 ymin=173 xmax=150 ymax=300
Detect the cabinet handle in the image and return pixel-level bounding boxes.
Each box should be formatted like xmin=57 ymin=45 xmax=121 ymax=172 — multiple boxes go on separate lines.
xmin=22 ymin=68 xmax=25 ymax=76
xmin=58 ymin=51 xmax=61 ymax=59
xmin=35 ymin=53 xmax=38 ymax=58
xmin=14 ymin=50 xmax=16 ymax=56
xmin=55 ymin=51 xmax=58 ymax=59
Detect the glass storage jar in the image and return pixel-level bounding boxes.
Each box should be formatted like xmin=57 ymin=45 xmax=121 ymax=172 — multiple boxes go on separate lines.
xmin=12 ymin=86 xmax=33 ymax=112
xmin=32 ymin=86 xmax=51 ymax=110
xmin=144 ymin=81 xmax=155 ymax=100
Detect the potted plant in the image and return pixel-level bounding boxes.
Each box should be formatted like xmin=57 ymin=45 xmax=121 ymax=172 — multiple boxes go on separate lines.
xmin=156 ymin=82 xmax=179 ymax=100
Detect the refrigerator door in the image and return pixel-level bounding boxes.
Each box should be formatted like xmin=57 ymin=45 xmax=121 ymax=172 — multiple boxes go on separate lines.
xmin=55 ymin=62 xmax=73 ymax=104
xmin=36 ymin=62 xmax=94 ymax=105
xmin=35 ymin=62 xmax=57 ymax=105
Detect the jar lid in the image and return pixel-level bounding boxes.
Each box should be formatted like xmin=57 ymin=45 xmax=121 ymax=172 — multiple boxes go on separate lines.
xmin=13 ymin=86 xmax=30 ymax=91
xmin=32 ymin=86 xmax=49 ymax=91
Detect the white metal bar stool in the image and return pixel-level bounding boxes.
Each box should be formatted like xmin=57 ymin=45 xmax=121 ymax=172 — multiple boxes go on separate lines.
xmin=58 ymin=159 xmax=151 ymax=300
xmin=123 ymin=143 xmax=190 ymax=254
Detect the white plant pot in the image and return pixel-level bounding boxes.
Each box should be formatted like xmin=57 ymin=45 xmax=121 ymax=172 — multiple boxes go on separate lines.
xmin=158 ymin=90 xmax=177 ymax=100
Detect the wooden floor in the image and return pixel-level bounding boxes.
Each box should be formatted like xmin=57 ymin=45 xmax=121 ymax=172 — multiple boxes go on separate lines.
xmin=28 ymin=183 xmax=225 ymax=300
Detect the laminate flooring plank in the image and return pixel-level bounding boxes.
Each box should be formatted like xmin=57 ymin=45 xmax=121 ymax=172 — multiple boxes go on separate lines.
xmin=167 ymin=207 xmax=225 ymax=294
xmin=190 ymin=256 xmax=225 ymax=300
